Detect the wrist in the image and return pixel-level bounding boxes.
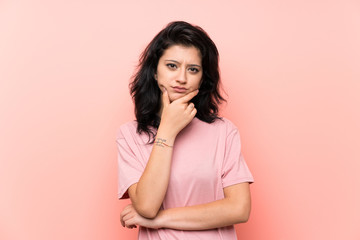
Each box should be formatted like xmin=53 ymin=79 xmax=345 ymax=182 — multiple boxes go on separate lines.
xmin=156 ymin=126 xmax=177 ymax=145
xmin=154 ymin=137 xmax=173 ymax=148
xmin=154 ymin=210 xmax=167 ymax=229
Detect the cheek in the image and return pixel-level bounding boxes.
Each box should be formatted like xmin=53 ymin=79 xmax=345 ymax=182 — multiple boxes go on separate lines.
xmin=156 ymin=79 xmax=167 ymax=90
xmin=156 ymin=73 xmax=173 ymax=89
xmin=193 ymin=76 xmax=203 ymax=89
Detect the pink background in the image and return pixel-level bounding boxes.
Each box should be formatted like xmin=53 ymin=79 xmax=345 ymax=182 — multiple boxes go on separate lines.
xmin=1 ymin=0 xmax=359 ymax=239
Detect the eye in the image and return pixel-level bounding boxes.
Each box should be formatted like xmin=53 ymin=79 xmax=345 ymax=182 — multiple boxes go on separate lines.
xmin=188 ymin=67 xmax=199 ymax=73
xmin=166 ymin=63 xmax=177 ymax=69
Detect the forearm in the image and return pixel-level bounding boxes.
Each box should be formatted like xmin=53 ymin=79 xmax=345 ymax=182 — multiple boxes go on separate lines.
xmin=131 ymin=127 xmax=176 ymax=218
xmin=121 ymin=183 xmax=251 ymax=230
xmin=155 ymin=197 xmax=250 ymax=230
xmin=129 ymin=89 xmax=199 ymax=218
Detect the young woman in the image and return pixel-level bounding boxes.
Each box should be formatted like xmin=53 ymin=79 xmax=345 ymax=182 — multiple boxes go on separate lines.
xmin=117 ymin=21 xmax=254 ymax=239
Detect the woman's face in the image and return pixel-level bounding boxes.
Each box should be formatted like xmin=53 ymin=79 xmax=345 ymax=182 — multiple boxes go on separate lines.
xmin=155 ymin=45 xmax=203 ymax=102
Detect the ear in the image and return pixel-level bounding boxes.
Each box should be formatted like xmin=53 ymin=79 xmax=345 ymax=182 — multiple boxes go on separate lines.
xmin=154 ymin=73 xmax=158 ymax=80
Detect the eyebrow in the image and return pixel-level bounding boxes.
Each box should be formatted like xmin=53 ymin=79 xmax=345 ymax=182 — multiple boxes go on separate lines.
xmin=164 ymin=59 xmax=202 ymax=68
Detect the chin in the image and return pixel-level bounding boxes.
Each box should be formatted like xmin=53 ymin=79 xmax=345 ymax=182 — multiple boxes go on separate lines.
xmin=169 ymin=93 xmax=184 ymax=102
xmin=169 ymin=97 xmax=178 ymax=102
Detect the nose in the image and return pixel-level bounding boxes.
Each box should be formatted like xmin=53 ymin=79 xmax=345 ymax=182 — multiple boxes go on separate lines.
xmin=176 ymin=67 xmax=187 ymax=84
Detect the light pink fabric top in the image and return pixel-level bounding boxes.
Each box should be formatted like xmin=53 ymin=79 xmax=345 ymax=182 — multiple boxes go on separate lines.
xmin=117 ymin=117 xmax=254 ymax=240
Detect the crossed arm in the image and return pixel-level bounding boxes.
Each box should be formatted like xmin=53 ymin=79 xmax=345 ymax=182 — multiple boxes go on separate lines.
xmin=120 ymin=182 xmax=251 ymax=230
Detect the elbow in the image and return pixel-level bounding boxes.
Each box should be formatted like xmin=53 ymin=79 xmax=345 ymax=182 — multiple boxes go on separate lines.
xmin=238 ymin=212 xmax=250 ymax=223
xmin=139 ymin=209 xmax=158 ymax=219
xmin=234 ymin=211 xmax=250 ymax=224
xmin=234 ymin=204 xmax=251 ymax=223
xmin=134 ymin=203 xmax=159 ymax=219
xmin=128 ymin=184 xmax=161 ymax=219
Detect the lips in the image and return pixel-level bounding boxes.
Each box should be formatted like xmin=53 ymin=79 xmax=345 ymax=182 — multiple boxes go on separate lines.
xmin=172 ymin=86 xmax=187 ymax=93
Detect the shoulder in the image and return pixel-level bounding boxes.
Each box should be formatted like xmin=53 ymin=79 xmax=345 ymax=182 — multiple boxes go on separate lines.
xmin=210 ymin=117 xmax=239 ymax=134
xmin=189 ymin=117 xmax=239 ymax=139
xmin=116 ymin=120 xmax=152 ymax=144
xmin=116 ymin=120 xmax=138 ymax=139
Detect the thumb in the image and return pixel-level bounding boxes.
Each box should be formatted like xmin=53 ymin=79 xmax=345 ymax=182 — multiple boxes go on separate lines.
xmin=161 ymin=87 xmax=170 ymax=106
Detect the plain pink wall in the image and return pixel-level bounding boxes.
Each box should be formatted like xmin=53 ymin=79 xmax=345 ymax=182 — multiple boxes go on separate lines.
xmin=1 ymin=1 xmax=359 ymax=239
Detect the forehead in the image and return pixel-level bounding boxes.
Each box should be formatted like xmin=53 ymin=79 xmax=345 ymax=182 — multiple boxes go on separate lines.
xmin=160 ymin=45 xmax=202 ymax=64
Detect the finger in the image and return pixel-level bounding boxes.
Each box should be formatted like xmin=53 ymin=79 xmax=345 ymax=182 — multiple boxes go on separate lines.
xmin=120 ymin=210 xmax=134 ymax=226
xmin=120 ymin=204 xmax=132 ymax=214
xmin=161 ymin=87 xmax=170 ymax=107
xmin=122 ymin=212 xmax=133 ymax=222
xmin=176 ymin=89 xmax=199 ymax=103
xmin=185 ymin=103 xmax=195 ymax=113
xmin=190 ymin=107 xmax=197 ymax=118
xmin=120 ymin=211 xmax=129 ymax=227
xmin=124 ymin=218 xmax=136 ymax=228
xmin=120 ymin=212 xmax=129 ymax=227
xmin=120 ymin=204 xmax=134 ymax=227
xmin=120 ymin=207 xmax=131 ymax=219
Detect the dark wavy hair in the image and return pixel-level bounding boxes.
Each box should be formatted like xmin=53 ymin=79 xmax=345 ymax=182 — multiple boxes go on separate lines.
xmin=130 ymin=21 xmax=225 ymax=141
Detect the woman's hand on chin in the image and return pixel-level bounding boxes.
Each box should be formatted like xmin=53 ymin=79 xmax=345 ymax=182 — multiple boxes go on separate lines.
xmin=158 ymin=88 xmax=199 ymax=138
